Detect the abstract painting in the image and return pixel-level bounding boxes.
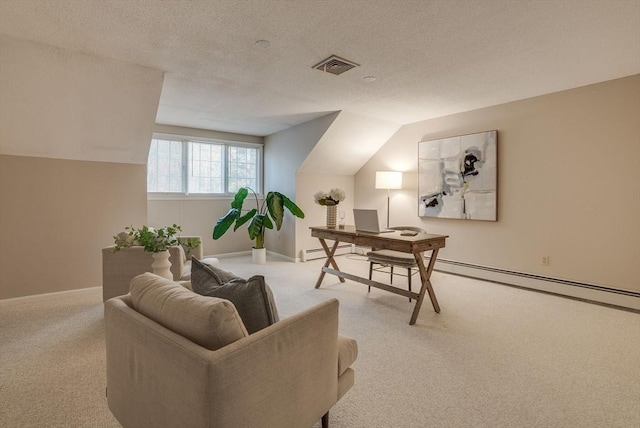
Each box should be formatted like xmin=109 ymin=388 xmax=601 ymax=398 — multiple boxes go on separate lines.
xmin=418 ymin=130 xmax=497 ymax=221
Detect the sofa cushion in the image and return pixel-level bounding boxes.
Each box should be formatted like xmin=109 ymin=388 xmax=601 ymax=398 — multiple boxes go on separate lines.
xmin=191 ymin=258 xmax=279 ymax=334
xmin=337 ymin=335 xmax=358 ymax=376
xmin=129 ymin=272 xmax=248 ymax=351
xmin=367 ymin=249 xmax=416 ymax=266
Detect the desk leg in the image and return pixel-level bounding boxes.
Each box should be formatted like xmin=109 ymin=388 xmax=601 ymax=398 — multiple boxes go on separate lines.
xmin=409 ymin=249 xmax=441 ymax=325
xmin=315 ymin=238 xmax=345 ymax=289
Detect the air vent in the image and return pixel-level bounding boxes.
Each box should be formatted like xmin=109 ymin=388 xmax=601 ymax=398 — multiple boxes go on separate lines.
xmin=313 ymin=55 xmax=360 ymax=75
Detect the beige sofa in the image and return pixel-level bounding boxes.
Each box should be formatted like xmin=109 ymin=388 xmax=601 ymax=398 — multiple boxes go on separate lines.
xmin=101 ymin=236 xmax=218 ymax=302
xmin=104 ymin=273 xmax=357 ymax=428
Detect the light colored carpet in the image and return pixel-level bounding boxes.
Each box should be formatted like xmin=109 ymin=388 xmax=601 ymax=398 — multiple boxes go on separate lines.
xmin=1 ymin=254 xmax=639 ymax=428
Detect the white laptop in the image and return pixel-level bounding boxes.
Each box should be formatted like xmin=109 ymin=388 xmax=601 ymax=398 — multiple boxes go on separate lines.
xmin=353 ymin=209 xmax=394 ymax=233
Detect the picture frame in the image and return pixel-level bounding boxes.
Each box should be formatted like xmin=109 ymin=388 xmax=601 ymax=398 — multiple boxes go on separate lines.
xmin=418 ymin=130 xmax=497 ymax=221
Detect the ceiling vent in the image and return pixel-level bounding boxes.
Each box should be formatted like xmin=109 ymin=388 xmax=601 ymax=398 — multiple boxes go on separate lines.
xmin=313 ymin=55 xmax=360 ymax=75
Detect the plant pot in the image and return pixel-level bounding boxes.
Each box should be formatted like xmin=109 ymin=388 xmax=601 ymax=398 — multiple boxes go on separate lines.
xmin=326 ymin=205 xmax=337 ymax=228
xmin=252 ymin=247 xmax=267 ymax=264
xmin=151 ymin=250 xmax=173 ymax=279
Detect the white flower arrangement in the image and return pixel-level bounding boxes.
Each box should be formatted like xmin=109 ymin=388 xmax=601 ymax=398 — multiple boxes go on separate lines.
xmin=314 ymin=188 xmax=346 ymax=206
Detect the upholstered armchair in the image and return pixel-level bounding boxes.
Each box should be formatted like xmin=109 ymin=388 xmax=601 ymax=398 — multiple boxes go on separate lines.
xmin=104 ymin=273 xmax=357 ymax=428
xmin=101 ymin=236 xmax=217 ymax=302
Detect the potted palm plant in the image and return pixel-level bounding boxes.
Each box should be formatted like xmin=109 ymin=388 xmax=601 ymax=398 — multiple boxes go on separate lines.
xmin=212 ymin=187 xmax=304 ymax=263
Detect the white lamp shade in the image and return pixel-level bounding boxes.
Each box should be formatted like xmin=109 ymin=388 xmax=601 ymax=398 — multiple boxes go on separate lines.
xmin=375 ymin=171 xmax=402 ymax=190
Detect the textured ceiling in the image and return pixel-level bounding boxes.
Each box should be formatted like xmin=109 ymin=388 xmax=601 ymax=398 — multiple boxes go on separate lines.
xmin=1 ymin=0 xmax=639 ymax=137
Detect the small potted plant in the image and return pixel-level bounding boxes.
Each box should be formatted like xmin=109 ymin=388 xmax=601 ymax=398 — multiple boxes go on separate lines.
xmin=212 ymin=187 xmax=305 ymax=263
xmin=314 ymin=188 xmax=346 ymax=228
xmin=113 ymin=224 xmax=198 ymax=278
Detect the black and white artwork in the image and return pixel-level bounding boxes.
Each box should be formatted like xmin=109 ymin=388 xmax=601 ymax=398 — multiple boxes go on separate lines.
xmin=418 ymin=130 xmax=497 ymax=221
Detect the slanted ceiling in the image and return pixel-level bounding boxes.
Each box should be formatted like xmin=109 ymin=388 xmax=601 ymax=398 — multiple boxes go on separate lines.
xmin=0 ymin=35 xmax=163 ymax=164
xmin=0 ymin=1 xmax=638 ymax=169
xmin=298 ymin=111 xmax=400 ymax=175
xmin=0 ymin=0 xmax=638 ymax=138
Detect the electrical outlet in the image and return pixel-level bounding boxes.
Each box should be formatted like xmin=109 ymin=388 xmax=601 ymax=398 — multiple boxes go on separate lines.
xmin=541 ymin=256 xmax=550 ymax=266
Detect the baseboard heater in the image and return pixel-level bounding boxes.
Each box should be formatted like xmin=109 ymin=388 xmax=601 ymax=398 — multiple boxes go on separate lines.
xmin=301 ymin=244 xmax=355 ymax=262
xmin=431 ymin=257 xmax=640 ymax=312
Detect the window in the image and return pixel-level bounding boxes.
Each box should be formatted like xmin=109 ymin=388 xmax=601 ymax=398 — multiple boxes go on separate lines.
xmin=227 ymin=145 xmax=259 ymax=192
xmin=188 ymin=142 xmax=223 ymax=194
xmin=147 ymin=136 xmax=262 ymax=195
xmin=147 ymin=138 xmax=184 ymax=193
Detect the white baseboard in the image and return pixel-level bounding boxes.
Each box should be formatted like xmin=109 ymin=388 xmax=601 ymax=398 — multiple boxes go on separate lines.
xmin=267 ymin=250 xmax=297 ymax=263
xmin=206 ymin=251 xmax=251 ymax=259
xmin=208 ymin=251 xmax=300 ymax=263
xmin=433 ymin=258 xmax=640 ymax=312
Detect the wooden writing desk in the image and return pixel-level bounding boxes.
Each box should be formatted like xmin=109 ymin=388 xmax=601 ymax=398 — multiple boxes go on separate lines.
xmin=310 ymin=226 xmax=448 ymax=325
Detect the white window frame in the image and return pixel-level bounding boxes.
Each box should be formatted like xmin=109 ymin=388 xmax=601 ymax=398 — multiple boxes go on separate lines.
xmin=147 ymin=133 xmax=263 ymax=199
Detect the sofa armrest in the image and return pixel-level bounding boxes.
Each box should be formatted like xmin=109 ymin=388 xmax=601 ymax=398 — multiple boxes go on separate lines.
xmin=178 ymin=236 xmax=204 ymax=260
xmin=206 ymin=299 xmax=340 ymax=427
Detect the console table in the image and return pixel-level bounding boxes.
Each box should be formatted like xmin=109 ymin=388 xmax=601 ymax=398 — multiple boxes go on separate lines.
xmin=310 ymin=226 xmax=448 ymax=325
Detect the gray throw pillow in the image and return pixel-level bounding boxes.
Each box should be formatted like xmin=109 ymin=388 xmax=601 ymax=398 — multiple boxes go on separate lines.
xmin=191 ymin=258 xmax=279 ymax=334
xmin=191 ymin=258 xmax=241 ymax=286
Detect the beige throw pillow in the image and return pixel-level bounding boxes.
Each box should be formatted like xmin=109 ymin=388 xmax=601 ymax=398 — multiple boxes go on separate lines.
xmin=130 ymin=272 xmax=248 ymax=351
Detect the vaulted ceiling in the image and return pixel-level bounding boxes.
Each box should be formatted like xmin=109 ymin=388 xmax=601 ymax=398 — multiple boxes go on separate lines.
xmin=1 ymin=0 xmax=638 ymax=138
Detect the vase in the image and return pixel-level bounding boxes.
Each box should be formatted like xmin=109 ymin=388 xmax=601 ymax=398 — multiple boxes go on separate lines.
xmin=151 ymin=250 xmax=173 ymax=279
xmin=252 ymin=247 xmax=267 ymax=264
xmin=326 ymin=205 xmax=337 ymax=229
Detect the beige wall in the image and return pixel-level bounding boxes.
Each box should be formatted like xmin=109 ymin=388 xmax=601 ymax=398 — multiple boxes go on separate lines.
xmin=295 ymin=173 xmax=355 ymax=257
xmin=0 ymin=36 xmax=163 ymax=299
xmin=147 ymin=174 xmax=356 ymax=263
xmin=0 ymin=155 xmax=147 ymax=299
xmin=148 ymin=197 xmax=256 ymax=256
xmin=355 ymin=75 xmax=640 ymax=292
xmin=264 ymin=113 xmax=339 ymax=258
